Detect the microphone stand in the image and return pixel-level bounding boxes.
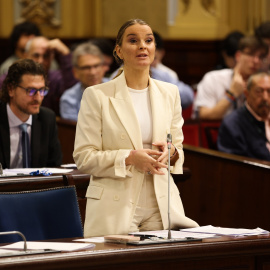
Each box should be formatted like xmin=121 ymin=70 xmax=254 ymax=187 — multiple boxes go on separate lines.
xmin=167 ymin=134 xmax=172 ymax=239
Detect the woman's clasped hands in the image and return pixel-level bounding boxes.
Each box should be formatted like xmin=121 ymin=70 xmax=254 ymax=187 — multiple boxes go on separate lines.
xmin=125 ymin=141 xmax=173 ymax=175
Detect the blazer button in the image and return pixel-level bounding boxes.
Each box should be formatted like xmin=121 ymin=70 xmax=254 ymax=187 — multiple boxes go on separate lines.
xmin=120 ymin=133 xmax=125 ymax=140
xmin=114 ymin=195 xmax=120 ymax=201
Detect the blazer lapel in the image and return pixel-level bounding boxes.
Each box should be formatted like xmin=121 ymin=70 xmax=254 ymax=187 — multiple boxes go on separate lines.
xmin=0 ymin=103 xmax=11 ymax=168
xmin=31 ymin=114 xmax=41 ymax=167
xmin=110 ymin=72 xmax=143 ymax=150
xmin=149 ymin=78 xmax=168 ymax=144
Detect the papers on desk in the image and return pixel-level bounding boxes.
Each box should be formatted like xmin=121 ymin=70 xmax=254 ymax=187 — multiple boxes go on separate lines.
xmin=129 ymin=230 xmax=213 ymax=239
xmin=1 ymin=241 xmax=95 ymax=252
xmin=1 ymin=168 xmax=73 ymax=177
xmin=181 ymin=225 xmax=270 ymax=237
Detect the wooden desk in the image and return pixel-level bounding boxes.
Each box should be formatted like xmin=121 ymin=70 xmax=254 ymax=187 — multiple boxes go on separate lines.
xmin=0 ymin=235 xmax=270 ymax=269
xmin=181 ymin=145 xmax=270 ymax=231
xmin=0 ymin=175 xmax=65 ymax=192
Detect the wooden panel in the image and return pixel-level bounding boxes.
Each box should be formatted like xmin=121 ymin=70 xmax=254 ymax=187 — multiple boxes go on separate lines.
xmin=180 ymin=145 xmax=270 ymax=231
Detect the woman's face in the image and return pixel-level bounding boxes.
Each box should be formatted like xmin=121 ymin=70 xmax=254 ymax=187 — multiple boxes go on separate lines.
xmin=115 ymin=23 xmax=155 ymax=70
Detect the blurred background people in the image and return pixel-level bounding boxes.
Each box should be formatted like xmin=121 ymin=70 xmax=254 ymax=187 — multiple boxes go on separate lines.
xmin=216 ymin=30 xmax=245 ymax=70
xmin=60 ymin=42 xmax=107 ymax=121
xmin=0 ymin=36 xmax=77 ymax=116
xmin=89 ymin=38 xmax=116 ymax=77
xmin=255 ymin=21 xmax=270 ymax=72
xmin=193 ymin=36 xmax=268 ymax=120
xmin=0 ymin=21 xmax=41 ymax=75
xmin=218 ymin=72 xmax=270 ymax=161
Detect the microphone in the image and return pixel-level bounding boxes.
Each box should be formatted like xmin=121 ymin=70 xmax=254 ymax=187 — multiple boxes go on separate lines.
xmin=167 ymin=134 xmax=172 ymax=239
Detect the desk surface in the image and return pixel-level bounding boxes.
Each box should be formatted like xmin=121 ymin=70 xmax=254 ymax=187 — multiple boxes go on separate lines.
xmin=1 ymin=235 xmax=270 ymax=270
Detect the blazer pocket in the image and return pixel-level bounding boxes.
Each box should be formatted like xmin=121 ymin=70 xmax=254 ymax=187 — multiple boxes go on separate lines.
xmin=86 ymin=185 xmax=104 ymax=200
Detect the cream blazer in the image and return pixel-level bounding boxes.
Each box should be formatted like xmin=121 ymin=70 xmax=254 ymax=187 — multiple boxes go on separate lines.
xmin=73 ymin=71 xmax=198 ymax=237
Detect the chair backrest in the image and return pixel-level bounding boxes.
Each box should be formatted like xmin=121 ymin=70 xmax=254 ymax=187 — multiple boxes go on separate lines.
xmin=199 ymin=121 xmax=221 ymax=150
xmin=0 ymin=186 xmax=83 ymax=243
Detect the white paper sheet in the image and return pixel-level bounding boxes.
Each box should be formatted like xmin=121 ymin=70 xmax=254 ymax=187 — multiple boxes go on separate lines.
xmin=2 ymin=168 xmax=73 ymax=176
xmin=1 ymin=241 xmax=95 ymax=252
xmin=181 ymin=225 xmax=269 ymax=236
xmin=129 ymin=230 xmax=214 ymax=239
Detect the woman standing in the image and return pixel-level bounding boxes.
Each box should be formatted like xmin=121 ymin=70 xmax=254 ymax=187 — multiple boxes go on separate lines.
xmin=73 ymin=19 xmax=198 ymax=237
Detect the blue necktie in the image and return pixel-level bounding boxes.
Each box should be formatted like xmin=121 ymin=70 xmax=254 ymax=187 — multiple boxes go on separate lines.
xmin=20 ymin=123 xmax=30 ymax=168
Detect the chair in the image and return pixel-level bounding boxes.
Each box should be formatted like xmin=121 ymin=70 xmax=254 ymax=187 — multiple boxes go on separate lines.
xmin=199 ymin=121 xmax=221 ymax=150
xmin=0 ymin=186 xmax=83 ymax=243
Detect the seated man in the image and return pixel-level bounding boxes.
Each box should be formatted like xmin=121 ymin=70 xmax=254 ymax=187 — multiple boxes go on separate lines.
xmin=193 ymin=36 xmax=268 ymax=120
xmin=60 ymin=42 xmax=107 ymax=121
xmin=0 ymin=36 xmax=77 ymax=116
xmin=0 ymin=59 xmax=62 ymax=168
xmin=217 ymin=72 xmax=270 ymax=161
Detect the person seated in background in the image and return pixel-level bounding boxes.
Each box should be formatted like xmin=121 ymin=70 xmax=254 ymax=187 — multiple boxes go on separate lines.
xmin=255 ymin=21 xmax=270 ymax=72
xmin=110 ymin=31 xmax=194 ymax=109
xmin=60 ymin=42 xmax=107 ymax=121
xmin=0 ymin=36 xmax=77 ymax=116
xmin=217 ymin=72 xmax=270 ymax=161
xmin=89 ymin=38 xmax=116 ymax=77
xmin=0 ymin=21 xmax=41 ymax=75
xmin=216 ymin=30 xmax=244 ymax=70
xmin=151 ymin=31 xmax=179 ymax=80
xmin=193 ymin=35 xmax=268 ymax=120
xmin=0 ymin=59 xmax=62 ymax=169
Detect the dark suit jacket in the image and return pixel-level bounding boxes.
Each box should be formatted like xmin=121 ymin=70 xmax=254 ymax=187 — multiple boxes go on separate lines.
xmin=218 ymin=105 xmax=270 ymax=161
xmin=0 ymin=101 xmax=62 ymax=168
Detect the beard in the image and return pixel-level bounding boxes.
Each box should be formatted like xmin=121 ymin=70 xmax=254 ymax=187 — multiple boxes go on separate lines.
xmin=17 ymin=100 xmax=41 ymax=115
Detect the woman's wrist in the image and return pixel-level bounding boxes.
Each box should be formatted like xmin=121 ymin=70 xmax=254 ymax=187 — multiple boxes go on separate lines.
xmin=170 ymin=144 xmax=177 ymax=158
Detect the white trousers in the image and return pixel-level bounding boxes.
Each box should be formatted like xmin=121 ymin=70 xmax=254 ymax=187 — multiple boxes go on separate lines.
xmin=129 ymin=173 xmax=163 ymax=232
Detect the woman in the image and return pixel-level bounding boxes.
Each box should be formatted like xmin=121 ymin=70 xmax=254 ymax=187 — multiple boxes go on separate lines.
xmin=73 ymin=19 xmax=198 ymax=237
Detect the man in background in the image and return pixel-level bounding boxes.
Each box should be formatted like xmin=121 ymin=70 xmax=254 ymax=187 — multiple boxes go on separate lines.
xmin=255 ymin=21 xmax=270 ymax=72
xmin=60 ymin=42 xmax=107 ymax=121
xmin=193 ymin=35 xmax=268 ymax=120
xmin=0 ymin=21 xmax=40 ymax=75
xmin=0 ymin=59 xmax=62 ymax=169
xmin=0 ymin=36 xmax=77 ymax=115
xmin=218 ymin=72 xmax=270 ymax=161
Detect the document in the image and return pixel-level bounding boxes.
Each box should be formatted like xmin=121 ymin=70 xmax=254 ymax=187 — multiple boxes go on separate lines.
xmin=180 ymin=225 xmax=269 ymax=236
xmin=1 ymin=241 xmax=95 ymax=252
xmin=129 ymin=230 xmax=214 ymax=239
xmin=1 ymin=168 xmax=73 ymax=177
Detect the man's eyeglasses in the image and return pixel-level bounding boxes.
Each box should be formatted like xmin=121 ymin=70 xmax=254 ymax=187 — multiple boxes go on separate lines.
xmin=241 ymin=51 xmax=267 ymax=62
xmin=17 ymin=85 xmax=49 ymax=97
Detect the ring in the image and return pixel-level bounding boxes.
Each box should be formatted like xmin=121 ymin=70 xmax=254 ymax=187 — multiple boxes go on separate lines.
xmin=147 ymin=171 xmax=151 ymax=175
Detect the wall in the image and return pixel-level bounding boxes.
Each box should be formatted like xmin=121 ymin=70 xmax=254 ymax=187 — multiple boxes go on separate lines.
xmin=0 ymin=0 xmax=269 ymax=40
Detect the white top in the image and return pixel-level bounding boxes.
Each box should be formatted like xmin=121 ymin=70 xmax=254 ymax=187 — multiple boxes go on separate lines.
xmin=193 ymin=69 xmax=245 ymax=118
xmin=128 ymin=87 xmax=153 ymax=149
xmin=7 ymin=104 xmax=32 ymax=168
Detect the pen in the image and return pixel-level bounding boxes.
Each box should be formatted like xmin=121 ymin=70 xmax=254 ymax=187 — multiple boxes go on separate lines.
xmin=131 ymin=234 xmax=164 ymax=240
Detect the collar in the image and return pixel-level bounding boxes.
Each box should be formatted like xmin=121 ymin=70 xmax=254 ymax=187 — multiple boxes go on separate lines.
xmin=7 ymin=103 xmax=32 ymax=128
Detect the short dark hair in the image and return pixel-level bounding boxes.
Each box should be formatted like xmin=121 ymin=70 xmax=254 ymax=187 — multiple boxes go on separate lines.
xmin=255 ymin=21 xmax=270 ymax=39
xmin=89 ymin=38 xmax=114 ymax=57
xmin=238 ymin=35 xmax=269 ymax=57
xmin=10 ymin=21 xmax=41 ymax=53
xmin=0 ymin=59 xmax=47 ymax=103
xmin=153 ymin=31 xmax=164 ymax=50
xmin=222 ymin=31 xmax=244 ymax=57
